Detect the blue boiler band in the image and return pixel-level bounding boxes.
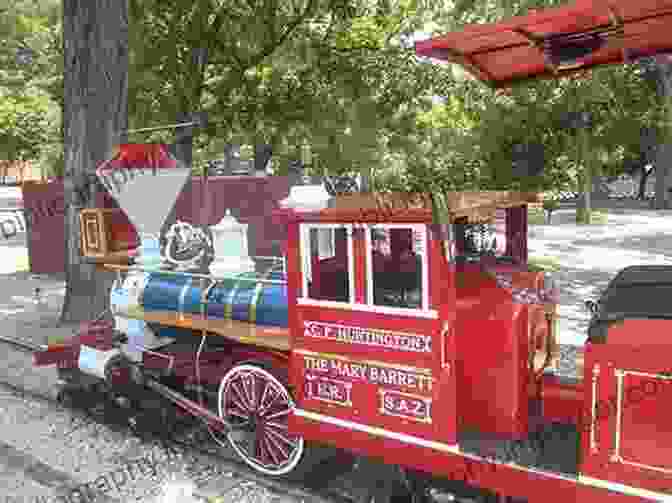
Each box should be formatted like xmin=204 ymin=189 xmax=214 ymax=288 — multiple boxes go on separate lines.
xmin=140 ymin=270 xmax=288 ymax=328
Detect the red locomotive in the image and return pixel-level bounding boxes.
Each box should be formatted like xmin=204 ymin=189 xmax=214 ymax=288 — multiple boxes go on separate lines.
xmin=34 ymin=1 xmax=672 ymax=501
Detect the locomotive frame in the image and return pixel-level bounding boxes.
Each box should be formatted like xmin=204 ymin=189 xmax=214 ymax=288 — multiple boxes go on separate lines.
xmin=37 ymin=186 xmax=633 ymax=503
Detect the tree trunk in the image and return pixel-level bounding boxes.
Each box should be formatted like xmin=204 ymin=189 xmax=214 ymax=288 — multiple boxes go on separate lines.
xmin=352 ymin=98 xmax=378 ymax=194
xmin=654 ymin=58 xmax=672 ymax=210
xmin=61 ymin=0 xmax=129 ymax=323
xmin=172 ymin=111 xmax=195 ymax=168
xmin=637 ymin=165 xmax=652 ymax=200
xmin=654 ymin=145 xmax=671 ymax=209
xmin=576 ymin=129 xmax=592 ymax=223
xmin=171 ymin=48 xmax=208 ymax=169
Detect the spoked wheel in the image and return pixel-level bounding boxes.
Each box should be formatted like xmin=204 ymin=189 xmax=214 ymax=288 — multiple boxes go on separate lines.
xmin=217 ymin=364 xmax=305 ymax=477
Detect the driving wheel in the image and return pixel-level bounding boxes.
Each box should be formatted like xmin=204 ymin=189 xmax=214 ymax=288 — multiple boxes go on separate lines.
xmin=217 ymin=364 xmax=305 ymax=476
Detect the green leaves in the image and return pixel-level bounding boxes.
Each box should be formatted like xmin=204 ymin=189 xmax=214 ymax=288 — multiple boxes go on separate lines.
xmin=0 ymin=92 xmax=52 ymax=161
xmin=118 ymin=0 xmax=664 ymax=198
xmin=0 ymin=0 xmax=60 ymax=167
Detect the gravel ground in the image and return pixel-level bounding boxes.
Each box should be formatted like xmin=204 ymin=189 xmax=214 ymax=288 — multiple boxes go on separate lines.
xmin=0 ymin=377 xmax=314 ymax=503
xmin=0 ymin=382 xmax=264 ymax=502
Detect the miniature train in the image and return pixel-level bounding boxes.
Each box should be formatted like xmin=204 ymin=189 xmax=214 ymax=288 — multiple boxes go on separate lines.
xmin=38 ymin=152 xmax=651 ymax=502
xmin=33 ymin=1 xmax=672 ymax=498
xmin=36 ymin=168 xmax=672 ymax=501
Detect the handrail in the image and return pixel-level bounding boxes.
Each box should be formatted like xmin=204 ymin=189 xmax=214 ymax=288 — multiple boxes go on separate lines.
xmin=104 ymin=262 xmax=287 ymax=285
xmin=253 ymin=256 xmax=284 ymax=262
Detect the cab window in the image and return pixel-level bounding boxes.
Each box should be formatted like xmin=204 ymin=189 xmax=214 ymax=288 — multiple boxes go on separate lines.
xmin=301 ymin=225 xmax=352 ymax=303
xmin=366 ymin=225 xmax=427 ymax=310
xmin=452 ymin=210 xmax=517 ymax=265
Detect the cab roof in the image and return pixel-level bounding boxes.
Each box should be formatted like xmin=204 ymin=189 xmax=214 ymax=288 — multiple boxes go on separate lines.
xmin=277 ymin=191 xmax=542 ymax=224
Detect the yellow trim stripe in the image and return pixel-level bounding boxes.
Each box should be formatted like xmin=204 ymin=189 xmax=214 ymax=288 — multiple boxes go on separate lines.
xmin=224 ymin=277 xmax=242 ymax=320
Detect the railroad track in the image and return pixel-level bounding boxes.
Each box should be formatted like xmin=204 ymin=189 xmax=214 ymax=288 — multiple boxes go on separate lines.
xmin=0 ymin=334 xmax=46 ymax=353
xmin=0 ymin=371 xmax=362 ymax=503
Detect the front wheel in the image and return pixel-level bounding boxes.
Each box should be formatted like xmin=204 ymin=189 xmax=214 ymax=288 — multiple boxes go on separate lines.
xmin=217 ymin=364 xmax=305 ymax=476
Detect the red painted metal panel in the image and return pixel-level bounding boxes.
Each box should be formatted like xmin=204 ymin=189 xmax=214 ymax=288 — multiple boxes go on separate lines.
xmin=289 ymin=413 xmax=649 ymax=502
xmin=505 ymin=206 xmax=527 ymax=264
xmin=452 ymin=267 xmax=530 ymax=438
xmin=582 ymin=336 xmax=672 ymax=494
xmin=541 ymin=375 xmax=584 ymax=425
xmin=22 ymin=181 xmax=66 ymax=274
xmin=286 ymin=221 xmax=301 ymax=351
xmin=607 ymin=319 xmax=672 ymax=345
xmin=581 ymin=338 xmax=672 ymax=496
xmin=353 ymin=229 xmax=367 ymax=304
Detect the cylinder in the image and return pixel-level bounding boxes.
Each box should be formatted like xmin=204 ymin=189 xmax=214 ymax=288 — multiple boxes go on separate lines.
xmin=78 ymin=345 xmax=124 ymax=380
xmin=140 ymin=269 xmax=288 ymax=328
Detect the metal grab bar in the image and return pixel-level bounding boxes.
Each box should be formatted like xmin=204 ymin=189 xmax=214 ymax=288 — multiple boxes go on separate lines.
xmin=104 ymin=262 xmax=287 ymax=285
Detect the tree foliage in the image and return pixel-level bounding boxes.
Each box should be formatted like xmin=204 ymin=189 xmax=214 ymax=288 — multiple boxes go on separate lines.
xmin=0 ymin=93 xmax=52 ymax=161
xmin=125 ymin=0 xmax=455 ymax=179
xmin=8 ymin=0 xmax=667 ymax=195
xmin=0 ymin=0 xmax=61 ymax=171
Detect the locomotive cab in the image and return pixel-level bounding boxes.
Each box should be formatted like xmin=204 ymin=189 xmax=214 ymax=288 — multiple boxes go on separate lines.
xmin=283 ymin=191 xmax=556 ymax=463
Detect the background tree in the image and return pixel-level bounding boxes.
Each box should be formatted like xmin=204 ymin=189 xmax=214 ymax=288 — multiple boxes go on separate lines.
xmin=0 ymin=0 xmax=61 ymax=177
xmin=410 ymin=0 xmax=661 ymax=213
xmin=645 ymin=56 xmax=672 ymax=209
xmin=124 ymin=0 xmax=455 ymax=176
xmin=0 ymin=94 xmax=52 ymax=164
xmin=61 ymin=0 xmax=129 ymax=322
xmin=126 ymin=0 xmax=348 ymax=167
xmin=119 ymin=0 xmax=663 ymax=205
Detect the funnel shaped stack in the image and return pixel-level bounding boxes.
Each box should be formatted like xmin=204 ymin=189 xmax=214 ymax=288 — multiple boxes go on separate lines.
xmin=97 ymin=144 xmax=191 ymax=267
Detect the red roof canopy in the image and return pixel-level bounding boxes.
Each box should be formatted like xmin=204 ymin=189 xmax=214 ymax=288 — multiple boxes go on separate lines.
xmin=415 ymin=0 xmax=672 ymax=88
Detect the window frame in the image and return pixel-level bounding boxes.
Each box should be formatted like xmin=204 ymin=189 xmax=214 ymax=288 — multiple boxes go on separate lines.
xmin=364 ymin=223 xmax=432 ymax=316
xmin=299 ymin=223 xmax=355 ymax=305
xmin=316 ymin=227 xmax=336 ymax=259
xmin=297 ymin=222 xmax=438 ymax=319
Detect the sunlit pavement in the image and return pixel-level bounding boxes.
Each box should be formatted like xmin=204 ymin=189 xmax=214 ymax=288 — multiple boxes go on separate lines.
xmin=0 ymin=247 xmax=29 ymax=274
xmin=529 ymin=208 xmax=672 ymax=346
xmin=0 ymin=204 xmax=28 ymax=275
xmin=0 ymin=186 xmax=22 ymax=210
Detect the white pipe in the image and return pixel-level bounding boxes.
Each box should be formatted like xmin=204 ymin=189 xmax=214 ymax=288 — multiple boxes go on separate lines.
xmin=124 ymin=121 xmax=197 ymax=135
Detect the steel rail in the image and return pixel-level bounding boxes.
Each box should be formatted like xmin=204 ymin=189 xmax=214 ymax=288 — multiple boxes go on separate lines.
xmin=0 ymin=335 xmax=46 ymax=353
